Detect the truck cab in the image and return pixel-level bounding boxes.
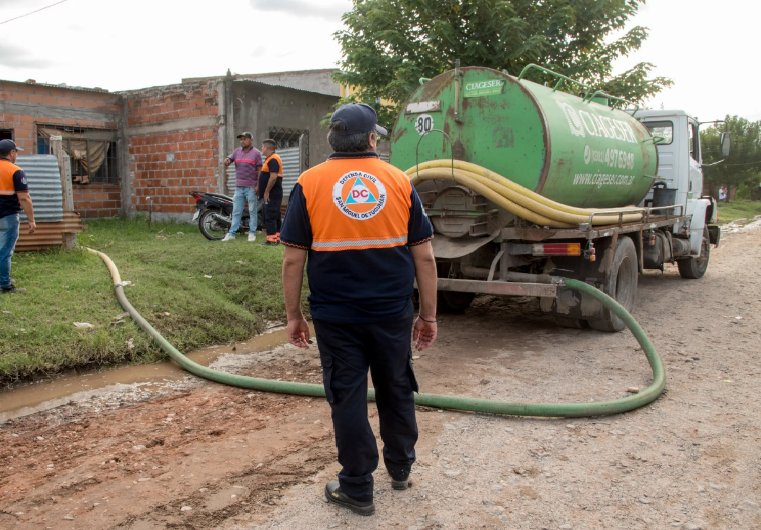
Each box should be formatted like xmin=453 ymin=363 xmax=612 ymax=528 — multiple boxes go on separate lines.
xmin=637 ymin=110 xmax=723 ymax=251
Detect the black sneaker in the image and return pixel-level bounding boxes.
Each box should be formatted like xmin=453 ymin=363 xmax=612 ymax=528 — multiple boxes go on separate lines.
xmin=1 ymin=286 xmax=26 ymax=294
xmin=323 ymin=480 xmax=375 ymax=516
xmin=260 ymin=240 xmax=279 ymax=246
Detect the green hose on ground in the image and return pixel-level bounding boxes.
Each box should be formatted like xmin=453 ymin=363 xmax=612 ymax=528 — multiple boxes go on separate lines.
xmin=86 ymin=248 xmax=665 ymax=418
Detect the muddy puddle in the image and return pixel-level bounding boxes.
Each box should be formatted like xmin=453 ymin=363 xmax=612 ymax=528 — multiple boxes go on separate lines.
xmin=0 ymin=326 xmax=295 ymax=422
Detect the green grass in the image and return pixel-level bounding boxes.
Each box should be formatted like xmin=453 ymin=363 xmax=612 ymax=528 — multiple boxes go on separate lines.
xmin=0 ymin=219 xmax=302 ymax=385
xmin=717 ymin=200 xmax=761 ymax=224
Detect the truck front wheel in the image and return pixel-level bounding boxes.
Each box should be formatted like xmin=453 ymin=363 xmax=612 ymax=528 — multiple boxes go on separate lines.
xmin=588 ymin=236 xmax=638 ymax=332
xmin=677 ymin=227 xmax=710 ymax=279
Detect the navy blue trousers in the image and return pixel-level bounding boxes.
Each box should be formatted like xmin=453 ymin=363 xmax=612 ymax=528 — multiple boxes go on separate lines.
xmin=314 ymin=317 xmax=419 ymax=502
xmin=263 ymin=188 xmax=282 ymax=237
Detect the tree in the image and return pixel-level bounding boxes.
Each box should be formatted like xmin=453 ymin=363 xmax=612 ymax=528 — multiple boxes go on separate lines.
xmin=701 ymin=116 xmax=761 ymax=198
xmin=333 ymin=0 xmax=673 ymax=129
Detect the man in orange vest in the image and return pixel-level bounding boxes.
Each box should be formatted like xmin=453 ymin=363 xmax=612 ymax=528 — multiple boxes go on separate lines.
xmin=0 ymin=140 xmax=36 ymax=294
xmin=280 ymin=104 xmax=438 ymax=515
xmin=258 ymin=139 xmax=283 ymax=246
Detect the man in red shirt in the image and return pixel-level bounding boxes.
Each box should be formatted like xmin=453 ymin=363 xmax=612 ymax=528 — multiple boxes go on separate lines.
xmin=222 ymin=132 xmax=262 ymax=242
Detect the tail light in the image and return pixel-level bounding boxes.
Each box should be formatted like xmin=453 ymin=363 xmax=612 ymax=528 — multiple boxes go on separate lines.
xmin=532 ymin=243 xmax=581 ymax=256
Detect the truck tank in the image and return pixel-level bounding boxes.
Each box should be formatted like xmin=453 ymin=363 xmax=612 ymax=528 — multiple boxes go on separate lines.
xmin=389 ymin=67 xmax=658 ymax=210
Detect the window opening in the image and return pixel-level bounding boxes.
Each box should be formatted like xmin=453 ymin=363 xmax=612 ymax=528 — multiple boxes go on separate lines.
xmin=0 ymin=129 xmax=13 ymax=141
xmin=688 ymin=122 xmax=699 ymax=162
xmin=36 ymin=126 xmax=118 ymax=185
xmin=268 ymin=127 xmax=309 ymax=168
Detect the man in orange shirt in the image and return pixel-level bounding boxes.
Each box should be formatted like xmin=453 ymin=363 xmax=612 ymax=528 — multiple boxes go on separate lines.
xmin=280 ymin=104 xmax=438 ymax=515
xmin=0 ymin=140 xmax=36 ymax=294
xmin=258 ymin=139 xmax=283 ymax=246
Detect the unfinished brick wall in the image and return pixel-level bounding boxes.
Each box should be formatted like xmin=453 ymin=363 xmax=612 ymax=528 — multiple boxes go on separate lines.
xmin=73 ymin=183 xmax=121 ymax=219
xmin=125 ymin=83 xmax=219 ymax=216
xmin=0 ymin=81 xmax=120 ymax=152
xmin=0 ymin=81 xmax=122 ymax=218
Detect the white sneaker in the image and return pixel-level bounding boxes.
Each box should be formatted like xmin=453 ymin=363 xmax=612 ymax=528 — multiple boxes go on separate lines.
xmin=221 ymin=233 xmax=235 ymax=242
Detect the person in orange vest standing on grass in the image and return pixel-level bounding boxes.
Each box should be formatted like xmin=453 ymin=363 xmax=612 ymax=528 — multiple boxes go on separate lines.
xmin=258 ymin=138 xmax=283 ymax=246
xmin=0 ymin=139 xmax=36 ymax=294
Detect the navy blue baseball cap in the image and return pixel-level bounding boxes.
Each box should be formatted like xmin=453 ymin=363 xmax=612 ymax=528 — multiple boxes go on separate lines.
xmin=330 ymin=103 xmax=388 ymax=136
xmin=0 ymin=139 xmax=22 ymax=152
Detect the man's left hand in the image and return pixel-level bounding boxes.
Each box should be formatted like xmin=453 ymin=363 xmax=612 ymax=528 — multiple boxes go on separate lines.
xmin=27 ymin=221 xmax=36 ymax=234
xmin=287 ymin=318 xmax=310 ymax=348
xmin=264 ymin=191 xmax=270 ymax=203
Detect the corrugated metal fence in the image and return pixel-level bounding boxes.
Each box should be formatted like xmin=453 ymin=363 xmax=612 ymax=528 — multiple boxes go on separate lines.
xmin=226 ymin=147 xmax=300 ymax=201
xmin=279 ymin=147 xmax=300 ymax=198
xmin=14 ymin=155 xmax=64 ymax=223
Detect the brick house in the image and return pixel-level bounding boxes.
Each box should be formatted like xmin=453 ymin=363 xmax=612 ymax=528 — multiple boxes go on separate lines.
xmin=0 ymin=72 xmax=339 ymax=220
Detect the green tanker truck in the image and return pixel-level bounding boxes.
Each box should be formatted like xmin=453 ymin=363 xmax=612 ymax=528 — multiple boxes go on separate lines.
xmin=389 ymin=63 xmax=729 ymax=331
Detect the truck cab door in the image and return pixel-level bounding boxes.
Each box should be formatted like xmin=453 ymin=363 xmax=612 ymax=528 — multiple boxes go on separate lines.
xmin=686 ymin=119 xmax=703 ymax=218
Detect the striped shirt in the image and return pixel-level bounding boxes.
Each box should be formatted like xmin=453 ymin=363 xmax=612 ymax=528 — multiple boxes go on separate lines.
xmin=227 ymin=147 xmax=262 ymax=187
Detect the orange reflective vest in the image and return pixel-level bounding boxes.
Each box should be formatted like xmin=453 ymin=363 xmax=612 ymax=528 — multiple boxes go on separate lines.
xmin=297 ymin=156 xmax=413 ymax=252
xmin=261 ymin=153 xmax=283 ymax=177
xmin=0 ymin=159 xmax=21 ymax=196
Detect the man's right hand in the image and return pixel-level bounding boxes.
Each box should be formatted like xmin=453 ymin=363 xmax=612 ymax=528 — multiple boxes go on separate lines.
xmin=27 ymin=221 xmax=36 ymax=234
xmin=287 ymin=318 xmax=310 ymax=348
xmin=224 ymin=158 xmax=231 ymax=167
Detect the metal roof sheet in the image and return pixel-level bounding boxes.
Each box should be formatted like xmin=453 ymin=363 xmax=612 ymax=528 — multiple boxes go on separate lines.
xmin=14 ymin=155 xmax=64 ymax=223
xmin=15 ymin=211 xmax=83 ymax=252
xmin=0 ymin=79 xmax=110 ymax=94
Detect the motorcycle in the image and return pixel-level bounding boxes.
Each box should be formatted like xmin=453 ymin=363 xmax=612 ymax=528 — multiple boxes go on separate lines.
xmin=190 ymin=190 xmax=263 ymax=241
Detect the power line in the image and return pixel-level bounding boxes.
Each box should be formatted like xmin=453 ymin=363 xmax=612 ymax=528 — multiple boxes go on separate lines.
xmin=0 ymin=0 xmax=70 ymax=26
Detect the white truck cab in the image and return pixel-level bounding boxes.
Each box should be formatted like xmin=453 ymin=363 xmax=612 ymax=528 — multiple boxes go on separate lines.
xmin=636 ymin=110 xmax=727 ymax=255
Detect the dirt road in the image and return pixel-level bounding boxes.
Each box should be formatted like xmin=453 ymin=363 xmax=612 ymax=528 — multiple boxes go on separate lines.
xmin=1 ymin=222 xmax=760 ymax=530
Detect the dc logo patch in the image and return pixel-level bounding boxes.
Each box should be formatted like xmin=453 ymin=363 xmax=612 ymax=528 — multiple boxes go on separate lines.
xmin=333 ymin=171 xmax=387 ymax=220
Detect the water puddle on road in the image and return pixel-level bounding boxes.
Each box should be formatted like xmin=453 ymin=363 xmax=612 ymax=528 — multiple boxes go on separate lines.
xmin=0 ymin=327 xmax=291 ymax=421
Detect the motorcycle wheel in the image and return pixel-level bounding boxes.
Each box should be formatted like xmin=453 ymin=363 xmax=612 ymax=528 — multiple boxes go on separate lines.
xmin=199 ymin=209 xmax=228 ymax=241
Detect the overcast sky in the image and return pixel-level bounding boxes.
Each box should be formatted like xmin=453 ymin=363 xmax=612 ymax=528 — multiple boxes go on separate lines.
xmin=0 ymin=0 xmax=756 ymax=123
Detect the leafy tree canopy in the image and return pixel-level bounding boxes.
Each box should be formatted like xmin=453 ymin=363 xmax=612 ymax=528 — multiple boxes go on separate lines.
xmin=333 ymin=0 xmax=673 ymax=129
xmin=701 ymin=116 xmax=761 ymax=189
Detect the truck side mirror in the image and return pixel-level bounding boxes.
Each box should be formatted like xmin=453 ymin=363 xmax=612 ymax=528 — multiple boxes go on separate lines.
xmin=720 ymin=132 xmax=731 ymax=157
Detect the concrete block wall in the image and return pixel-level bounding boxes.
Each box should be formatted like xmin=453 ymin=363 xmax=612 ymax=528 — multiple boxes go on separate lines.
xmin=123 ymin=83 xmax=220 ymax=218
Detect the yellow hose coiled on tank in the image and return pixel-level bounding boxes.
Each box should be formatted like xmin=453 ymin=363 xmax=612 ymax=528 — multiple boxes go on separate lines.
xmin=405 ymin=159 xmax=643 ymax=228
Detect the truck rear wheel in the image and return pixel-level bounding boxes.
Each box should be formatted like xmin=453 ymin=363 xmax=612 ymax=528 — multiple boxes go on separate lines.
xmin=588 ymin=236 xmax=638 ymax=332
xmin=553 ymin=316 xmax=588 ymax=329
xmin=438 ymin=291 xmax=476 ymax=313
xmin=677 ymin=227 xmax=710 ymax=279
xmin=436 ymin=262 xmax=475 ymax=313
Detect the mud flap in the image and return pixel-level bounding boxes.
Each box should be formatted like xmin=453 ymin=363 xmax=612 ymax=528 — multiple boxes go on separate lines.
xmin=707 ymin=225 xmax=721 ymax=247
xmin=539 ymin=281 xmax=605 ymax=321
